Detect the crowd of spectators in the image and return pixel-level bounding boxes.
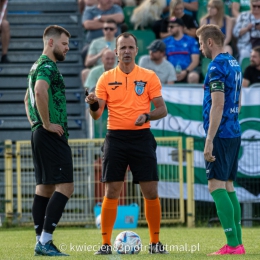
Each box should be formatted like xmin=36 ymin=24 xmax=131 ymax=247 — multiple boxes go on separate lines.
xmin=77 ymin=0 xmax=260 ymax=89
xmin=2 ymin=0 xmax=260 ymax=87
xmin=0 ymin=0 xmax=260 ymax=87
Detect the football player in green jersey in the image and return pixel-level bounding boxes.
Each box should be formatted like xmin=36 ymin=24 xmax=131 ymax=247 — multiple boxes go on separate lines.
xmin=24 ymin=25 xmax=74 ymax=257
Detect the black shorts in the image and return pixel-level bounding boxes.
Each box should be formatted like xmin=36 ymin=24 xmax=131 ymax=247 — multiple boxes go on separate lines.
xmin=31 ymin=126 xmax=73 ymax=185
xmin=101 ymin=129 xmax=159 ymax=184
xmin=205 ymin=136 xmax=241 ymax=181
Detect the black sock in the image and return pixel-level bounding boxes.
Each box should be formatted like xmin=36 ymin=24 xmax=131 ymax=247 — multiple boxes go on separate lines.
xmin=32 ymin=194 xmax=50 ymax=236
xmin=43 ymin=191 xmax=69 ymax=234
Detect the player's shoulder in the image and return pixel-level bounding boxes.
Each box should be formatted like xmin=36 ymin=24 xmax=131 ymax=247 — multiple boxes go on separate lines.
xmin=37 ymin=56 xmax=55 ymax=71
xmin=214 ymin=53 xmax=240 ymax=71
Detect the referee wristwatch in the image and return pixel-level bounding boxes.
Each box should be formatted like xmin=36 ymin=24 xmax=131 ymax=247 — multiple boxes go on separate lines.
xmin=144 ymin=113 xmax=150 ymax=123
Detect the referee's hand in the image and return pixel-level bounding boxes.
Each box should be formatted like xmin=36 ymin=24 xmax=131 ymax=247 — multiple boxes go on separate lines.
xmin=85 ymin=93 xmax=98 ymax=104
xmin=135 ymin=114 xmax=146 ymax=126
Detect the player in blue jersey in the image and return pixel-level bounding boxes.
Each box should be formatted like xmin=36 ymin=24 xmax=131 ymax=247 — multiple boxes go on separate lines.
xmin=196 ymin=24 xmax=245 ymax=256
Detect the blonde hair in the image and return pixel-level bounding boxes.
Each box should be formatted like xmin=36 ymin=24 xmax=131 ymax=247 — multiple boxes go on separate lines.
xmin=201 ymin=0 xmax=225 ymax=29
xmin=196 ymin=24 xmax=225 ymax=46
xmin=169 ymin=0 xmax=183 ymax=17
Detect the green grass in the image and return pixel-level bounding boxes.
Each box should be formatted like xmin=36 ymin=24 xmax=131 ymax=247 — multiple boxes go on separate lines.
xmin=0 ymin=226 xmax=259 ymax=259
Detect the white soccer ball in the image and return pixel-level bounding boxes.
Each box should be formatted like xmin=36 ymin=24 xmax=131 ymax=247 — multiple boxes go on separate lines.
xmin=95 ymin=214 xmax=101 ymax=229
xmin=114 ymin=230 xmax=142 ymax=254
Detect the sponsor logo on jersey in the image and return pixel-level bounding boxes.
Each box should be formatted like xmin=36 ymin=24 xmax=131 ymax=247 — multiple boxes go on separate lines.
xmin=111 ymin=86 xmax=119 ymax=90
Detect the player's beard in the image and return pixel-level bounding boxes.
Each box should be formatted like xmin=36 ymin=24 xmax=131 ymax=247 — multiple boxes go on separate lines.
xmin=53 ymin=46 xmax=65 ymax=61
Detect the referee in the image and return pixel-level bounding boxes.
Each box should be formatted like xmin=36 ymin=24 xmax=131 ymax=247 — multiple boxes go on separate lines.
xmin=86 ymin=32 xmax=168 ymax=255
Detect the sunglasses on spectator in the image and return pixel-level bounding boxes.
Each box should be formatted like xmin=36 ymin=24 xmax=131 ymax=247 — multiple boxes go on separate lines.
xmin=103 ymin=27 xmax=115 ymax=31
xmin=253 ymin=5 xmax=260 ymax=9
xmin=168 ymin=25 xmax=179 ymax=29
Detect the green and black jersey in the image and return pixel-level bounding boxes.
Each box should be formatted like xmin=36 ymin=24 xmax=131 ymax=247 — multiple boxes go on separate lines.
xmin=27 ymin=55 xmax=69 ymax=138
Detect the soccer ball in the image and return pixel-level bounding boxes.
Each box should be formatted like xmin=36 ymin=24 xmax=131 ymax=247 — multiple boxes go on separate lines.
xmin=114 ymin=230 xmax=142 ymax=254
xmin=95 ymin=214 xmax=101 ymax=229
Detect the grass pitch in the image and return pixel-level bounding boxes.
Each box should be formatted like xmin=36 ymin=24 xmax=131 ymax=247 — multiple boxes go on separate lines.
xmin=0 ymin=226 xmax=259 ymax=259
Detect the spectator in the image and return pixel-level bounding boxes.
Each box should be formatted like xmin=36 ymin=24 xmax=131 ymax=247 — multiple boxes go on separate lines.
xmin=233 ymin=0 xmax=260 ymax=64
xmin=84 ymin=49 xmax=116 ymax=90
xmin=78 ymin=0 xmax=98 ymax=14
xmin=0 ymin=0 xmax=10 ymax=63
xmin=242 ymin=46 xmax=260 ymax=87
xmin=85 ymin=19 xmax=117 ymax=68
xmin=81 ymin=19 xmax=117 ymax=85
xmin=84 ymin=49 xmax=116 ymax=138
xmin=159 ymin=0 xmax=198 ymax=39
xmin=162 ymin=17 xmax=200 ymax=83
xmin=138 ymin=40 xmax=176 ymax=85
xmin=232 ymin=0 xmax=250 ymax=18
xmin=82 ymin=0 xmax=124 ymax=46
xmin=200 ymin=0 xmax=233 ymax=54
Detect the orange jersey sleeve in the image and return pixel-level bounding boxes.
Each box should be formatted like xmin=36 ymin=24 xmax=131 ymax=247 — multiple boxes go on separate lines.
xmin=95 ymin=65 xmax=162 ymax=130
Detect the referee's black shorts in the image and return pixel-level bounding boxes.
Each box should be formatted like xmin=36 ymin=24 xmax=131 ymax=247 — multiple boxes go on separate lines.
xmin=31 ymin=126 xmax=73 ymax=185
xmin=101 ymin=129 xmax=159 ymax=184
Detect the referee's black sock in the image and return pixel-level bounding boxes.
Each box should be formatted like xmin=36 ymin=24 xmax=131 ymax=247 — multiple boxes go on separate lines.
xmin=43 ymin=191 xmax=69 ymax=234
xmin=32 ymin=194 xmax=50 ymax=238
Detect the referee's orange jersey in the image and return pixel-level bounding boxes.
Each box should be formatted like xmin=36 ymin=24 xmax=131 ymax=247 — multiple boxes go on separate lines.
xmin=96 ymin=65 xmax=162 ymax=130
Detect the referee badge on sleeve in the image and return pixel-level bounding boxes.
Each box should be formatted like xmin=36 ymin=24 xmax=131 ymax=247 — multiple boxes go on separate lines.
xmin=134 ymin=81 xmax=147 ymax=96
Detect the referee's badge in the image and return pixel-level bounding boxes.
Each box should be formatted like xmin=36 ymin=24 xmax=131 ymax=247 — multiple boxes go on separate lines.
xmin=134 ymin=81 xmax=147 ymax=96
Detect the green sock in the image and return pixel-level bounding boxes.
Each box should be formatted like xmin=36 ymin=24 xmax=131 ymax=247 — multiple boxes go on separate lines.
xmin=211 ymin=189 xmax=239 ymax=247
xmin=228 ymin=191 xmax=242 ymax=244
